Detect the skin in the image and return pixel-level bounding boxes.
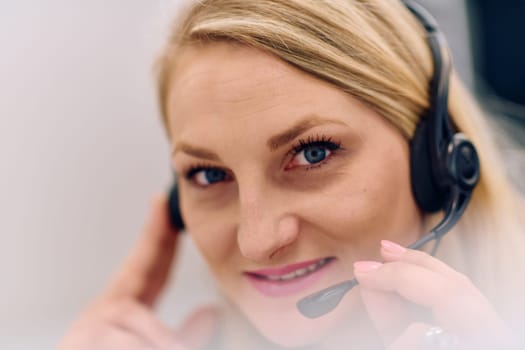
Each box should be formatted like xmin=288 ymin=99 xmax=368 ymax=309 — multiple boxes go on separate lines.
xmin=58 ymin=42 xmax=518 ymax=350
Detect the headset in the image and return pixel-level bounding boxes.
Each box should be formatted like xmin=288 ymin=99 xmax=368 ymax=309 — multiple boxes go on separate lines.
xmin=166 ymin=0 xmax=481 ymax=319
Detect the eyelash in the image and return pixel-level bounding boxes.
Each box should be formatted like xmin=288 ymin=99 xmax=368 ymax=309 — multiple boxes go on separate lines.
xmin=182 ymin=134 xmax=343 ymax=185
xmin=288 ymin=134 xmax=342 ymax=170
xmin=184 ymin=162 xmax=224 ymax=181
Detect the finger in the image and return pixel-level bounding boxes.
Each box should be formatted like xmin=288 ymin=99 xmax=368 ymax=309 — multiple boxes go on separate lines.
xmin=96 ymin=326 xmax=154 ymax=350
xmin=359 ymin=287 xmax=416 ymax=347
xmin=175 ymin=305 xmax=220 ymax=350
xmin=105 ymin=299 xmax=183 ymax=349
xmin=380 ymin=240 xmax=467 ymax=281
xmin=354 ymin=260 xmax=471 ymax=308
xmin=387 ymin=322 xmax=432 ymax=350
xmin=104 ymin=194 xmax=179 ymax=306
xmin=58 ymin=325 xmax=154 ymax=350
xmin=354 ymin=261 xmax=503 ymax=336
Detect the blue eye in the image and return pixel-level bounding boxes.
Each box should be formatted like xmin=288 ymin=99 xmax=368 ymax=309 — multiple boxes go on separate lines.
xmin=288 ymin=136 xmax=342 ymax=169
xmin=303 ymin=146 xmax=327 ymax=164
xmin=186 ymin=167 xmax=230 ymax=187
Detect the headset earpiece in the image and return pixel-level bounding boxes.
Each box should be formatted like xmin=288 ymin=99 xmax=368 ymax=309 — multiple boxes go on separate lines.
xmin=410 ymin=121 xmax=480 ymax=213
xmin=445 ymin=134 xmax=480 ymax=191
xmin=168 ymin=183 xmax=185 ymax=230
xmin=410 ymin=119 xmax=448 ymax=212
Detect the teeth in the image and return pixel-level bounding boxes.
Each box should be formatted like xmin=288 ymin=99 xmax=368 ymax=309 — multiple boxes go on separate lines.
xmin=280 ymin=271 xmax=298 ymax=281
xmin=267 ymin=275 xmax=282 ymax=281
xmin=263 ymin=258 xmax=331 ymax=282
xmin=295 ymin=267 xmax=308 ymax=276
xmin=307 ymin=264 xmax=317 ymax=272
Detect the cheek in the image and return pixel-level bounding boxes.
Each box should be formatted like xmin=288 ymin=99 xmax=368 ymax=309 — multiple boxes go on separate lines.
xmin=188 ymin=225 xmax=236 ymax=267
xmin=182 ymin=198 xmax=238 ymax=266
xmin=302 ymin=144 xmax=421 ymax=252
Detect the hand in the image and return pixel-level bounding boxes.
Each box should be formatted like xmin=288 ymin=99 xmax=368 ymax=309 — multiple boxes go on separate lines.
xmin=354 ymin=240 xmax=519 ymax=350
xmin=58 ymin=194 xmax=218 ymax=350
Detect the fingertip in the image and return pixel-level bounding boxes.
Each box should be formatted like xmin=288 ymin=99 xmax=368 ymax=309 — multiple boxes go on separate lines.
xmin=150 ymin=192 xmax=181 ymax=235
xmin=380 ymin=240 xmax=407 ymax=255
xmin=354 ymin=261 xmax=383 ymax=274
xmin=150 ymin=192 xmax=168 ymax=209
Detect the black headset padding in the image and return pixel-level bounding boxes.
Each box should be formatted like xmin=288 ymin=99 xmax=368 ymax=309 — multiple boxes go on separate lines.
xmin=410 ymin=119 xmax=448 ymax=212
xmin=168 ymin=184 xmax=185 ymax=230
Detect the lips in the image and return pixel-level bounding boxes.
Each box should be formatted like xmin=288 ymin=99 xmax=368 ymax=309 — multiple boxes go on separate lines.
xmin=244 ymin=257 xmax=336 ymax=297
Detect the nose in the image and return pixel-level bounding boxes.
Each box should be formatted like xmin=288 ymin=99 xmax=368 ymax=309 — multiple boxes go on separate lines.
xmin=236 ymin=187 xmax=300 ymax=263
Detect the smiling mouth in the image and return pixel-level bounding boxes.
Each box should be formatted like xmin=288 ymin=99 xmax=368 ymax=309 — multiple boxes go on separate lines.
xmin=247 ymin=257 xmax=335 ymax=282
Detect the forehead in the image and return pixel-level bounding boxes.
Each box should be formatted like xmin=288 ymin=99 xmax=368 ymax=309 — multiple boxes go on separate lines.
xmin=166 ymin=42 xmax=357 ymax=139
xmin=170 ymin=43 xmax=290 ymax=106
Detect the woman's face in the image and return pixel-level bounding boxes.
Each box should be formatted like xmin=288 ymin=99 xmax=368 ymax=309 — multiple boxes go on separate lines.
xmin=167 ymin=42 xmax=423 ymax=347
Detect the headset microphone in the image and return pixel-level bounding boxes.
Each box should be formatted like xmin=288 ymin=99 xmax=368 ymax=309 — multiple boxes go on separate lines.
xmin=296 ymin=0 xmax=480 ymax=319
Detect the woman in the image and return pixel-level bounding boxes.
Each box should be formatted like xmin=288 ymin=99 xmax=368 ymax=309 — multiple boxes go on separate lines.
xmin=59 ymin=0 xmax=525 ymax=349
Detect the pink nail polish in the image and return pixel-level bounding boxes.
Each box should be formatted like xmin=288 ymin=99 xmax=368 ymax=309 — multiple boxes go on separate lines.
xmin=381 ymin=240 xmax=407 ymax=254
xmin=354 ymin=261 xmax=382 ymax=273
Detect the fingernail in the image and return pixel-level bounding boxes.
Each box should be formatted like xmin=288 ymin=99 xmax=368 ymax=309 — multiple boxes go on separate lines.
xmin=381 ymin=240 xmax=407 ymax=255
xmin=354 ymin=261 xmax=383 ymax=273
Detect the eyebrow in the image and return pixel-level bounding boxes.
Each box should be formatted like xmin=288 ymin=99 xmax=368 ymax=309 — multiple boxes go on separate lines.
xmin=172 ymin=142 xmax=221 ymax=161
xmin=266 ymin=115 xmax=346 ymax=151
xmin=172 ymin=115 xmax=347 ymax=159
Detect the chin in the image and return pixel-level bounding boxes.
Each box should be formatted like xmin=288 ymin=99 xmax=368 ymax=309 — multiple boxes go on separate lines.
xmin=236 ymin=291 xmax=361 ymax=348
xmin=248 ymin=310 xmax=340 ymax=348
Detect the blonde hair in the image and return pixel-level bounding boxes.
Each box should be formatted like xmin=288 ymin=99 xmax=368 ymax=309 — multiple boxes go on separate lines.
xmin=155 ymin=0 xmax=524 ymax=317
